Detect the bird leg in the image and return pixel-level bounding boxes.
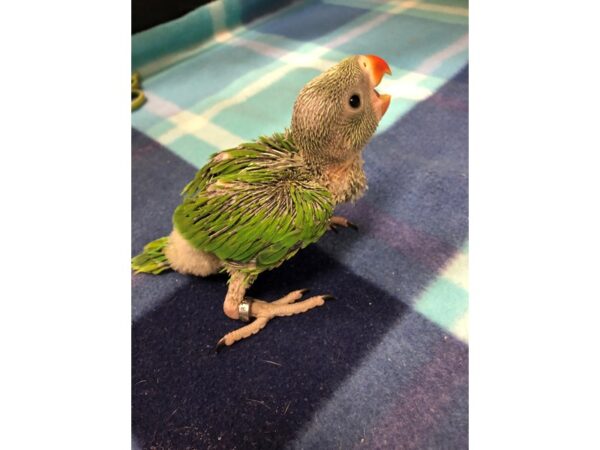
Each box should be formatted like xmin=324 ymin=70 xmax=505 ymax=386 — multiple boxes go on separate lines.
xmin=329 ymin=215 xmax=358 ymax=233
xmin=217 ymin=273 xmax=332 ymax=349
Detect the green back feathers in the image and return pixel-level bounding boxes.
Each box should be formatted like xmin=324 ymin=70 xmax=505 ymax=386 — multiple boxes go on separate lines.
xmin=173 ymin=133 xmax=334 ymax=278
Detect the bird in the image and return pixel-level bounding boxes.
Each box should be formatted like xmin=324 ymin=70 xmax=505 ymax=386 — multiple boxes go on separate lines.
xmin=132 ymin=54 xmax=392 ymax=349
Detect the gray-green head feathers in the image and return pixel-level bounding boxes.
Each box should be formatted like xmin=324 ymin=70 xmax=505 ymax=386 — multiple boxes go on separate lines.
xmin=290 ymin=54 xmax=392 ymax=165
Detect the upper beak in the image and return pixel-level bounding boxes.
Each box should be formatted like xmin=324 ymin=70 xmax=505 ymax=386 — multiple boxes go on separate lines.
xmin=364 ymin=54 xmax=392 ymax=86
xmin=361 ymin=54 xmax=392 ymax=119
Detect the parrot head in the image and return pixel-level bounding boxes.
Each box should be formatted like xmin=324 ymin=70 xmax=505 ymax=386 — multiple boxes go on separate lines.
xmin=290 ymin=54 xmax=391 ymax=164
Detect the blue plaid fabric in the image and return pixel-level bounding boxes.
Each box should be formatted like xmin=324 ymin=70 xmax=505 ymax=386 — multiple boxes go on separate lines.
xmin=132 ymin=0 xmax=468 ymax=448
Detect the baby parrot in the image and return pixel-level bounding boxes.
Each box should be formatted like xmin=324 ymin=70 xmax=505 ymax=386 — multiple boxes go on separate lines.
xmin=132 ymin=54 xmax=392 ymax=349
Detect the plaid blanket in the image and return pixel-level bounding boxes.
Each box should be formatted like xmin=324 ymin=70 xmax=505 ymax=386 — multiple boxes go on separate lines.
xmin=132 ymin=0 xmax=468 ymax=448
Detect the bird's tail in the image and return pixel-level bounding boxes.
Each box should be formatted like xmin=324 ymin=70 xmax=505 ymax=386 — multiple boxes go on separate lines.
xmin=131 ymin=236 xmax=171 ymax=275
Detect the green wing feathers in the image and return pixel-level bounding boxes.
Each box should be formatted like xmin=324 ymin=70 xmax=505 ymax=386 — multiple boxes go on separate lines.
xmin=173 ymin=133 xmax=334 ymax=277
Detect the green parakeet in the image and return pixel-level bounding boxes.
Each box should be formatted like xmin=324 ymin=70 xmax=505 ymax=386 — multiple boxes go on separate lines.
xmin=132 ymin=54 xmax=392 ymax=348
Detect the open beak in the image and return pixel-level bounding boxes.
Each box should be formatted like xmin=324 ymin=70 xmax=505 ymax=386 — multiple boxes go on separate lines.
xmin=360 ymin=54 xmax=392 ymax=119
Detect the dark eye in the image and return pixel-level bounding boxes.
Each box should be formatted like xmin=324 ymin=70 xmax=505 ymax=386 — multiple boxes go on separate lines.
xmin=349 ymin=94 xmax=361 ymax=109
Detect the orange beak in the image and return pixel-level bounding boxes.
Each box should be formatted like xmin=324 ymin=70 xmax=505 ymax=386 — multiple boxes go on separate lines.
xmin=365 ymin=54 xmax=392 ymax=85
xmin=362 ymin=54 xmax=392 ymax=119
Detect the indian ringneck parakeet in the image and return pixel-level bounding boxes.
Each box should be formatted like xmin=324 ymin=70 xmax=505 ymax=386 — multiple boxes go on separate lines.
xmin=132 ymin=54 xmax=392 ymax=349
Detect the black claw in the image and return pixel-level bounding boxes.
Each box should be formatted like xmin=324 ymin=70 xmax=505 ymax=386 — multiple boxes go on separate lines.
xmin=330 ymin=225 xmax=339 ymax=234
xmin=347 ymin=221 xmax=359 ymax=231
xmin=322 ymin=295 xmax=336 ymax=301
xmin=299 ymin=288 xmax=310 ymax=295
xmin=214 ymin=339 xmax=226 ymax=354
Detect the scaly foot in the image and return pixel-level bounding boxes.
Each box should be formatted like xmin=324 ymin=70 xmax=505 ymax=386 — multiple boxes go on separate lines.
xmin=215 ymin=289 xmax=333 ymax=350
xmin=329 ymin=215 xmax=358 ymax=233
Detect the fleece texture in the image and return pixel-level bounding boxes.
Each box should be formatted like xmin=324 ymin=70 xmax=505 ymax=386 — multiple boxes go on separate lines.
xmin=132 ymin=0 xmax=468 ymax=448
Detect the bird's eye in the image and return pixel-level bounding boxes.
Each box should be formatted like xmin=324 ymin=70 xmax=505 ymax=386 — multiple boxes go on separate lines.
xmin=349 ymin=94 xmax=361 ymax=109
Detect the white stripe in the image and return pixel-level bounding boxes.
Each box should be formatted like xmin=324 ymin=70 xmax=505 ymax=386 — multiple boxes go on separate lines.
xmin=136 ymin=0 xmax=303 ymax=77
xmin=375 ymin=33 xmax=468 ymax=105
xmin=193 ymin=1 xmax=452 ymax=125
xmin=143 ymin=92 xmax=182 ymax=117
xmin=159 ymin=111 xmax=244 ymax=150
xmin=151 ymin=3 xmax=467 ymax=150
xmin=324 ymin=11 xmax=392 ymax=49
xmin=323 ymin=0 xmax=468 ymax=17
xmin=200 ymin=63 xmax=298 ymax=121
xmin=416 ymin=34 xmax=469 ymax=74
xmin=156 ymin=8 xmax=397 ymax=144
xmin=410 ymin=1 xmax=468 ymax=17
xmin=378 ymin=74 xmax=435 ymax=101
xmin=145 ymin=92 xmax=244 ymax=149
xmin=156 ymin=29 xmax=467 ymax=147
xmin=138 ymin=28 xmax=243 ymax=79
xmin=214 ymin=29 xmax=237 ymax=44
xmin=451 ymin=312 xmax=469 ymax=343
xmin=441 ymin=250 xmax=469 ymax=291
xmin=190 ymin=8 xmax=400 ymax=125
xmin=230 ymin=37 xmax=338 ymax=71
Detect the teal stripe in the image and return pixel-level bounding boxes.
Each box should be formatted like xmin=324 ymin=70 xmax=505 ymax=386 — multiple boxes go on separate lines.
xmin=144 ymin=120 xmax=175 ymax=142
xmin=211 ymin=66 xmax=322 ymax=140
xmin=132 ymin=0 xmax=468 ymax=172
xmin=414 ymin=277 xmax=468 ymax=334
xmin=402 ymin=8 xmax=468 ymax=26
xmin=131 ymin=0 xmax=296 ymax=71
xmin=222 ymin=0 xmax=241 ymax=29
xmin=132 ymin=6 xmax=214 ymax=70
xmin=167 ymin=135 xmax=219 ymax=169
xmin=136 ymin=43 xmax=278 ymax=111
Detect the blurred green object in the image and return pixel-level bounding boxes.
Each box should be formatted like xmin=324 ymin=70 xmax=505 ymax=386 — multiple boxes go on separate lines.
xmin=131 ymin=72 xmax=146 ymax=111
